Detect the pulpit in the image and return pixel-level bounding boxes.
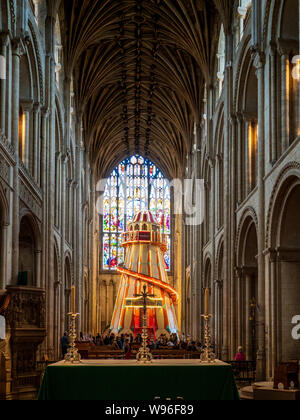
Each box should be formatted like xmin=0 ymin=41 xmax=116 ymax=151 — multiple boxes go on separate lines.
xmin=5 ymin=286 xmax=47 ymax=400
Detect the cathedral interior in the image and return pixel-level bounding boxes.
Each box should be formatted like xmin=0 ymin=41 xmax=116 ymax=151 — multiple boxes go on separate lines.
xmin=0 ymin=0 xmax=300 ymax=400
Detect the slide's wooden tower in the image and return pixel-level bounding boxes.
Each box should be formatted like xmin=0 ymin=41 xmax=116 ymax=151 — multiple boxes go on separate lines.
xmin=111 ymin=210 xmax=178 ymax=338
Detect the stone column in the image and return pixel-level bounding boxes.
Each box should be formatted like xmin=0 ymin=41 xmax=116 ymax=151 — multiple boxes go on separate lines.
xmin=44 ymin=13 xmax=56 ymax=354
xmin=33 ymin=102 xmax=40 ymax=182
xmin=230 ymin=115 xmax=238 ymax=360
xmin=11 ymin=39 xmax=21 ymax=285
xmin=0 ymin=32 xmax=8 ymax=133
xmin=35 ymin=249 xmax=42 ymax=288
xmin=214 ymin=280 xmax=223 ymax=358
xmin=60 ymin=153 xmax=67 ymax=335
xmin=237 ymin=113 xmax=244 ymax=204
xmin=0 ymin=222 xmax=9 ymax=290
xmin=74 ymin=113 xmax=84 ymax=331
xmin=245 ymin=272 xmax=252 ymax=361
xmin=278 ymin=41 xmax=290 ymax=152
xmin=254 ymin=51 xmax=266 ymax=380
xmin=270 ymin=42 xmax=278 ymax=163
xmin=53 ymin=282 xmax=60 ymax=359
xmin=235 ymin=268 xmax=243 ymax=350
xmin=245 ymin=119 xmax=250 ymax=195
xmin=222 ymin=30 xmax=234 ymax=362
xmin=269 ymin=249 xmax=278 ymax=378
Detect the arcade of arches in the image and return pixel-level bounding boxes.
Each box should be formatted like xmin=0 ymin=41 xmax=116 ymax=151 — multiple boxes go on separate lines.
xmin=0 ymin=0 xmax=299 ymax=399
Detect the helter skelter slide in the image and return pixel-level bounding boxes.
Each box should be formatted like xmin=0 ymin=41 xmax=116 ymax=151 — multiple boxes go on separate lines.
xmin=110 ymin=210 xmax=179 ymax=339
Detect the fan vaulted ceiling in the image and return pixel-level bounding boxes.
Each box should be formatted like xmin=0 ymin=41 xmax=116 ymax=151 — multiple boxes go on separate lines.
xmin=58 ymin=0 xmax=225 ymax=178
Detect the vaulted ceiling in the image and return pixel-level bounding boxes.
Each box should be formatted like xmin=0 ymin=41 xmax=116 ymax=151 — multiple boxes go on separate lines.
xmin=59 ymin=0 xmax=224 ymax=178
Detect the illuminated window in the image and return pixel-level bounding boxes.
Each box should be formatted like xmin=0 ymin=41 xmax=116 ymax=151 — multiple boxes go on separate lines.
xmin=103 ymin=155 xmax=171 ymax=271
xmin=217 ymin=25 xmax=225 ymax=98
xmin=248 ymin=121 xmax=258 ymax=191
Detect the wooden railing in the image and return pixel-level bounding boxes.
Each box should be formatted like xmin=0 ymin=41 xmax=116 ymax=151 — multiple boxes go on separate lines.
xmin=227 ymin=361 xmax=256 ymax=384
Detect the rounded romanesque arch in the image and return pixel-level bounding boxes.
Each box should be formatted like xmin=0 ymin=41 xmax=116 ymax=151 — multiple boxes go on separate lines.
xmin=268 ymin=168 xmax=300 ymax=364
xmin=18 ymin=212 xmax=42 ymax=287
xmin=266 ymin=163 xmax=300 ymax=249
xmin=236 ymin=209 xmax=259 ymax=361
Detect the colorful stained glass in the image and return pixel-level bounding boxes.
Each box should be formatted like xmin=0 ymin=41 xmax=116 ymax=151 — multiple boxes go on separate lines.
xmin=103 ymin=155 xmax=171 ymax=271
xmin=103 ymin=234 xmax=110 ymax=269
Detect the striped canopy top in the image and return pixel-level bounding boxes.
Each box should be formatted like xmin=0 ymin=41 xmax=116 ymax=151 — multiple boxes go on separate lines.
xmin=132 ymin=210 xmax=158 ymax=225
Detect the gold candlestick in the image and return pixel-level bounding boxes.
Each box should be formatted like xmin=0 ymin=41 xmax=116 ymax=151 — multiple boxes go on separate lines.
xmin=64 ymin=312 xmax=81 ymax=364
xmin=136 ymin=310 xmax=153 ymax=364
xmin=204 ymin=288 xmax=210 ymax=316
xmin=71 ymin=285 xmax=76 ymax=314
xmin=200 ymin=314 xmax=216 ymax=364
xmin=135 ymin=285 xmax=153 ymax=364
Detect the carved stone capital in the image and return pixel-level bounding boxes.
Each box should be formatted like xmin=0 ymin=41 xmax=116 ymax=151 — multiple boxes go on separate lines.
xmin=252 ymin=49 xmax=266 ymax=70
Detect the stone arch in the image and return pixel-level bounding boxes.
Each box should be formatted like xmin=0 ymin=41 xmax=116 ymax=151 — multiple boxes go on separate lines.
xmin=236 ymin=207 xmax=258 ymax=262
xmin=266 ymin=163 xmax=300 ymax=248
xmin=216 ymin=238 xmax=224 ymax=282
xmin=236 ymin=209 xmax=259 ymax=361
xmin=203 ymin=159 xmax=212 ymax=244
xmin=268 ymin=171 xmax=300 ymax=363
xmin=270 ymin=0 xmax=300 ymax=151
xmin=203 ymin=256 xmax=212 ymax=289
xmin=19 ymin=27 xmax=43 ymax=177
xmin=18 ymin=211 xmax=42 ymax=287
xmin=277 ymin=0 xmax=299 ymax=42
xmin=234 ymin=40 xmax=259 ymax=199
xmin=215 ymin=107 xmax=224 ymax=229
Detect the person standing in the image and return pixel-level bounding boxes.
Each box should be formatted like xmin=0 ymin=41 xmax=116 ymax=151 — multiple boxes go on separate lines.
xmin=235 ymin=346 xmax=246 ymax=362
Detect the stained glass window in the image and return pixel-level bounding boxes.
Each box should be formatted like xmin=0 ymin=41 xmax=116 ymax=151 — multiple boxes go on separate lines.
xmin=103 ymin=155 xmax=171 ymax=271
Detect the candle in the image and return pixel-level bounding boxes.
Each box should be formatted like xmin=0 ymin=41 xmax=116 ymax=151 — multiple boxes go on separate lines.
xmin=71 ymin=285 xmax=76 ymax=314
xmin=204 ymin=288 xmax=210 ymax=316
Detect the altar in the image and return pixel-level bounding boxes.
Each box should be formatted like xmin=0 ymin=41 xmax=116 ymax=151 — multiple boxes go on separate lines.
xmin=38 ymin=359 xmax=239 ymax=401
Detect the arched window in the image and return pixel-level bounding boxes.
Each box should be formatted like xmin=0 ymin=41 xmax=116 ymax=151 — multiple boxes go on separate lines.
xmin=54 ymin=15 xmax=63 ymax=90
xmin=216 ymin=25 xmax=225 ymax=98
xmin=103 ymin=155 xmax=171 ymax=271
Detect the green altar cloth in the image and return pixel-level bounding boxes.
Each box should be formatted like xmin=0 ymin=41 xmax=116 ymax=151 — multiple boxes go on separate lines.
xmin=38 ymin=360 xmax=239 ymax=401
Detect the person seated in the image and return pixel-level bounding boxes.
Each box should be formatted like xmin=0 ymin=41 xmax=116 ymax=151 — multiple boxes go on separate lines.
xmin=116 ymin=336 xmax=123 ymax=350
xmin=109 ymin=333 xmax=115 ymax=345
xmin=95 ymin=333 xmax=102 ymax=346
xmin=235 ymin=346 xmax=246 ymax=362
xmin=124 ymin=339 xmax=132 ymax=359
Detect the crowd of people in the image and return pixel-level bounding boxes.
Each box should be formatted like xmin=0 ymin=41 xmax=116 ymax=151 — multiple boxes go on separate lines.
xmin=76 ymin=331 xmax=203 ymax=353
xmin=61 ymin=330 xmax=247 ymax=361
